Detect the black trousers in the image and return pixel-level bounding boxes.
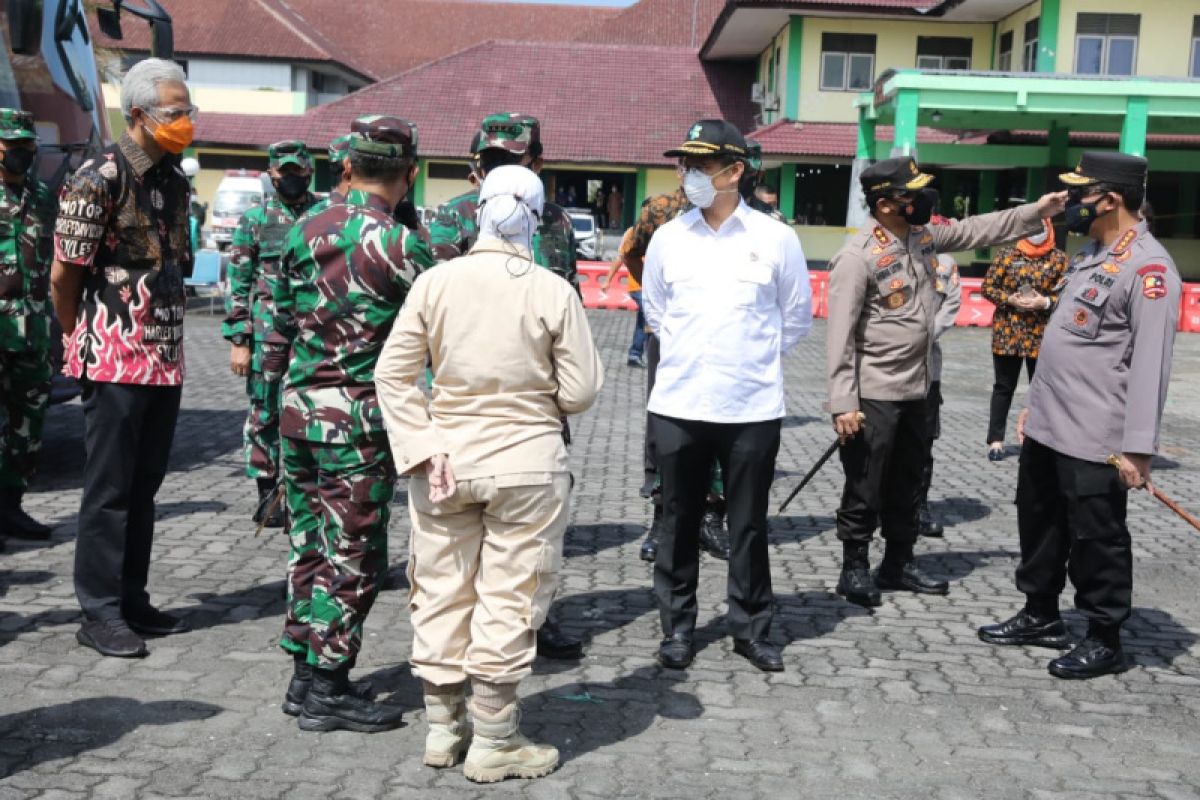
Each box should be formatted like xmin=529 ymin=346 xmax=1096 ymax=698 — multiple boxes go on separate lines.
xmin=74 ymin=381 xmax=181 ymax=621
xmin=1015 ymin=437 xmax=1132 ymax=638
xmin=987 ymin=355 xmax=1036 ymax=444
xmin=651 ymin=413 xmax=780 ymax=641
xmin=835 ymin=398 xmax=928 ymax=555
xmin=918 ymin=381 xmax=942 ymax=505
xmin=642 ymin=333 xmax=660 ymax=484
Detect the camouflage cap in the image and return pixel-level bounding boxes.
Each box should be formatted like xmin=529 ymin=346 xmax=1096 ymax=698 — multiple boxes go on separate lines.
xmin=327 ymin=134 xmax=351 ymax=163
xmin=0 ymin=109 xmax=36 ymax=141
xmin=349 ymin=115 xmax=418 ymax=159
xmin=478 ymin=113 xmax=539 ymax=156
xmin=268 ymin=140 xmax=313 ymax=171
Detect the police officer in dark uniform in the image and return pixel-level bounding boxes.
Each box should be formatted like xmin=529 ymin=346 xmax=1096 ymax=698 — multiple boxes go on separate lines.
xmin=826 ymin=157 xmax=1065 ymax=607
xmin=979 ymin=152 xmax=1181 ymax=680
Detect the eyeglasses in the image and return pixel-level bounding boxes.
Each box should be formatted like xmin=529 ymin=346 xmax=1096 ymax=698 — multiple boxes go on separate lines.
xmin=149 ymin=105 xmax=199 ymax=123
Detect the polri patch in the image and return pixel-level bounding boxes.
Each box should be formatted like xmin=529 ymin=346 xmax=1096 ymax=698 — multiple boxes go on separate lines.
xmin=1074 ymin=308 xmax=1089 ymax=326
xmin=1142 ymin=274 xmax=1167 ymax=300
xmin=1083 ymin=287 xmax=1099 ymax=302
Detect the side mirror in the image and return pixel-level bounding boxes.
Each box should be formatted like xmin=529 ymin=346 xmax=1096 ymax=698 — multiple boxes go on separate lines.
xmin=96 ymin=6 xmax=123 ymax=39
xmin=149 ymin=17 xmax=172 ymax=58
xmin=7 ymin=0 xmax=43 ymax=56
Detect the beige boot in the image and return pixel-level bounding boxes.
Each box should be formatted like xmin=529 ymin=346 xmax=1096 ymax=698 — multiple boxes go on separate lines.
xmin=423 ymin=691 xmax=471 ymax=768
xmin=463 ymin=702 xmax=559 ymax=783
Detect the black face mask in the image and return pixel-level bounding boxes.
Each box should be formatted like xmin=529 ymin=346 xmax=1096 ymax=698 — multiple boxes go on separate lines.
xmin=1064 ymin=199 xmax=1101 ymax=234
xmin=898 ymin=188 xmax=935 ymax=226
xmin=393 ymin=199 xmax=421 ymax=230
xmin=2 ymin=147 xmax=35 ymax=177
xmin=275 ymin=173 xmax=309 ymax=201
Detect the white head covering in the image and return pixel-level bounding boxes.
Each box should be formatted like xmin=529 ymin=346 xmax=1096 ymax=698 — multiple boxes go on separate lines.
xmin=1025 ymin=226 xmax=1051 ymax=246
xmin=476 ymin=164 xmax=544 ymax=251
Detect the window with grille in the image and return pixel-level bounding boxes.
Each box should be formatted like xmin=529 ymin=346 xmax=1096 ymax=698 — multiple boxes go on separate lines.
xmin=1074 ymin=13 xmax=1139 ymax=76
xmin=820 ymin=33 xmax=876 ymax=91
xmin=998 ymin=30 xmax=1013 ymax=71
xmin=1023 ymin=18 xmax=1039 ymax=71
xmin=916 ymin=36 xmax=972 ymax=71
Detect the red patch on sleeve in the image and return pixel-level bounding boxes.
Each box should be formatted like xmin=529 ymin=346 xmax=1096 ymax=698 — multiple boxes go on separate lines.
xmin=1136 ymin=264 xmax=1166 ymax=276
xmin=1142 ymin=274 xmax=1167 ymax=300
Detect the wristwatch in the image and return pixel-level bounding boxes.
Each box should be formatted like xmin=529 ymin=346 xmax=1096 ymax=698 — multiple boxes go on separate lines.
xmin=231 ymin=334 xmax=249 ymax=347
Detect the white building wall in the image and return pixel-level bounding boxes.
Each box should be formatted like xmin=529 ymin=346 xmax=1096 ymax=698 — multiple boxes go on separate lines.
xmin=187 ymin=58 xmax=291 ymax=90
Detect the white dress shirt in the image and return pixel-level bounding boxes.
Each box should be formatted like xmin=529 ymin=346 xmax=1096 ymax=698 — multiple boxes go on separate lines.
xmin=642 ymin=200 xmax=812 ymax=423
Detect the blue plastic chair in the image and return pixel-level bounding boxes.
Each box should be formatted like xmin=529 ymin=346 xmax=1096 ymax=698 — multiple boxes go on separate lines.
xmin=185 ymin=249 xmax=223 ymax=314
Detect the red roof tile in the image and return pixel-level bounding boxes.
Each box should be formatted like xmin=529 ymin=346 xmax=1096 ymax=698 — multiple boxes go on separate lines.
xmin=94 ymin=0 xmax=618 ymax=81
xmin=576 ymin=0 xmax=725 ymax=49
xmin=194 ymin=40 xmax=758 ymax=166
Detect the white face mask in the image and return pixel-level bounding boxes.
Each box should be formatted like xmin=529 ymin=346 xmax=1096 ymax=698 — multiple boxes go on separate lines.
xmin=682 ymin=164 xmax=735 ymax=209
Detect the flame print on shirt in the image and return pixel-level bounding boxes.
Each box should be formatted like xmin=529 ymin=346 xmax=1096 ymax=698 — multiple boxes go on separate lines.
xmin=64 ymin=272 xmax=185 ymax=385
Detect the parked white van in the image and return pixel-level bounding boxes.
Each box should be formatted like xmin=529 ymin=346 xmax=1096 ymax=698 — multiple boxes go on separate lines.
xmin=210 ymin=170 xmax=272 ymax=248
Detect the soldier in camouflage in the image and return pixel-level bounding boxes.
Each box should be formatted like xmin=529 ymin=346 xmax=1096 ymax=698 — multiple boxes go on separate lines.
xmin=306 ymin=134 xmax=351 ymax=216
xmin=263 ymin=115 xmax=421 ymax=734
xmin=0 ymin=109 xmax=55 ymax=545
xmin=743 ymin=142 xmax=787 ymax=223
xmin=429 ymin=113 xmax=584 ymax=660
xmin=429 ymin=113 xmax=578 ymax=295
xmin=222 ymin=140 xmax=319 ymax=528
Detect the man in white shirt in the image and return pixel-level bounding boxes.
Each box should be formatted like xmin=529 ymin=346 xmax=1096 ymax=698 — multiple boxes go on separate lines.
xmin=642 ymin=120 xmax=812 ymax=672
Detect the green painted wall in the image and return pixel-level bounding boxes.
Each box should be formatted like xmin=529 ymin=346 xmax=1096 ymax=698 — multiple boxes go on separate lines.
xmin=1036 ymin=0 xmax=1060 ymax=72
xmin=784 ymin=17 xmax=803 ymax=119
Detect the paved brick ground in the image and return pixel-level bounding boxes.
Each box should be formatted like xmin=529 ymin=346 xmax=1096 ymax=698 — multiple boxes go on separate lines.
xmin=3 ymin=306 xmax=1200 ymax=800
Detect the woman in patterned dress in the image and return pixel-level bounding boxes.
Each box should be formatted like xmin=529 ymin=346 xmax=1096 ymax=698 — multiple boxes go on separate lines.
xmin=981 ymin=219 xmax=1068 ymax=461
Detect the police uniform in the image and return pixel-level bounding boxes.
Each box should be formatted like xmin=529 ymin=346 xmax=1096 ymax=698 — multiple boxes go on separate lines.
xmin=0 ymin=109 xmax=54 ymax=543
xmin=979 ymin=152 xmax=1181 ymax=680
xmin=827 ymin=157 xmax=1043 ymax=606
xmin=222 ymin=140 xmax=318 ymax=526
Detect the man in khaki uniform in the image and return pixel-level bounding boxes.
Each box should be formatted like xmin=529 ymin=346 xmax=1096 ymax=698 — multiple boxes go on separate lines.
xmin=827 ymin=156 xmax=1065 ymax=607
xmin=376 ymin=165 xmax=603 ymax=783
xmin=980 ymin=152 xmax=1180 ymax=680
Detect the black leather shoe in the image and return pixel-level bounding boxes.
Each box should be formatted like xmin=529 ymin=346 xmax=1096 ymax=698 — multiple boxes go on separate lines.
xmin=733 ymin=639 xmax=783 ymax=672
xmin=918 ymin=503 xmax=944 ymax=538
xmin=978 ymin=610 xmax=1070 ymax=649
xmin=537 ymin=618 xmax=584 ymax=660
xmin=699 ymin=509 xmax=730 ymax=561
xmin=639 ymin=513 xmax=663 ymax=563
xmin=836 ymin=565 xmax=881 ymax=607
xmin=657 ymin=634 xmax=694 ymax=669
xmin=988 ymin=445 xmax=1005 ymax=462
xmin=299 ymin=668 xmax=404 ymax=733
xmin=76 ymin=618 xmax=148 ymax=658
xmin=876 ymin=561 xmax=949 ymax=595
xmin=0 ymin=488 xmax=52 ymax=540
xmin=1048 ymin=637 xmax=1131 ymax=680
xmin=124 ymin=605 xmax=190 ymax=636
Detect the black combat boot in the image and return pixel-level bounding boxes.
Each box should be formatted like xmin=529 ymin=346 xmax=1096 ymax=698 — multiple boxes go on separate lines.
xmin=298 ymin=665 xmax=403 ymax=733
xmin=0 ymin=487 xmax=52 ymax=540
xmin=917 ymin=460 xmax=944 ymax=538
xmin=1048 ymin=626 xmax=1130 ymax=679
xmin=699 ymin=500 xmax=730 ymax=561
xmin=283 ymin=654 xmax=313 ymax=716
xmin=836 ymin=542 xmax=881 ymax=607
xmin=640 ymin=506 xmax=663 ymax=562
xmin=536 ymin=616 xmax=584 ymax=660
xmin=876 ymin=547 xmax=949 ymax=595
xmin=253 ymin=478 xmax=285 ymax=528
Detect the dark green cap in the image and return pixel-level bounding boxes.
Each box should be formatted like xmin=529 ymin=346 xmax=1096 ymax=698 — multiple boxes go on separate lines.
xmin=0 ymin=109 xmax=36 ymax=141
xmin=348 ymin=115 xmax=418 ymax=159
xmin=478 ymin=113 xmax=539 ymax=155
xmin=268 ymin=140 xmax=313 ymax=171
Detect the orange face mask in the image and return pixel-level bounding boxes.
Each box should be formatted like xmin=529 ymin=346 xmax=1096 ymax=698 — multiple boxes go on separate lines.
xmin=147 ymin=114 xmax=194 ymax=155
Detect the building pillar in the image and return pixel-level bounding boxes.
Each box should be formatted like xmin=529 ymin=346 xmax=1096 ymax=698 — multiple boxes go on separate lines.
xmin=1025 ymin=166 xmax=1046 ymax=199
xmin=892 ymin=89 xmax=919 ymax=157
xmin=978 ymin=170 xmax=997 ymax=214
xmin=1179 ymin=173 xmax=1199 ymax=239
xmin=1119 ymin=96 xmax=1149 ymax=157
xmin=846 ymin=105 xmax=878 ymax=231
xmin=413 ymin=159 xmax=426 ymax=207
xmin=779 ymin=163 xmax=798 ymax=223
xmin=635 ymin=167 xmax=648 ymax=208
xmin=784 ymin=17 xmax=804 ymax=120
xmin=1048 ymin=123 xmax=1070 ymax=172
xmin=1036 ymin=0 xmax=1060 ymax=73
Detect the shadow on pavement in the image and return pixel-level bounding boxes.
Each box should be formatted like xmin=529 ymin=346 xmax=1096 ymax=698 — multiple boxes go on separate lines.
xmin=524 ymin=665 xmax=703 ymax=764
xmin=0 ymin=569 xmax=55 ymax=598
xmin=563 ymin=522 xmax=645 ymax=558
xmin=170 ymin=579 xmax=288 ymax=632
xmin=776 ymin=590 xmax=873 ymax=648
xmin=928 ymin=496 xmax=992 ymax=526
xmin=1116 ymin=606 xmax=1197 ymax=670
xmin=0 ymin=697 xmax=221 ymax=777
xmin=919 ymin=548 xmax=1012 ymax=584
xmin=768 ymin=514 xmax=835 ymax=547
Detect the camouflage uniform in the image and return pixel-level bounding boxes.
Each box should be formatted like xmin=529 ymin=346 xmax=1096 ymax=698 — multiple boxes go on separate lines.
xmin=263 ymin=118 xmax=421 ymax=670
xmin=429 ymin=114 xmax=577 ymax=293
xmin=222 ymin=141 xmax=318 ymax=482
xmin=0 ymin=110 xmax=54 ymax=495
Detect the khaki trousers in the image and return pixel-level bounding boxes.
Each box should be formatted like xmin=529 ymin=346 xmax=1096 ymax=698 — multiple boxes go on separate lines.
xmin=408 ymin=471 xmax=570 ymax=686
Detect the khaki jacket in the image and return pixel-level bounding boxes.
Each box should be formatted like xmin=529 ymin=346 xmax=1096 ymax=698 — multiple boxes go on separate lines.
xmin=376 ymin=240 xmax=604 ymax=480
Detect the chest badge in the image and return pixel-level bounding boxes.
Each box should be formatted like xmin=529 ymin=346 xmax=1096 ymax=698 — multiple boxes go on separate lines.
xmin=1074 ymin=308 xmax=1089 ymax=327
xmin=885 ymin=291 xmax=907 ymax=309
xmin=1082 ymin=287 xmax=1099 ymax=302
xmin=875 ymin=254 xmax=896 ymax=269
xmin=889 ymin=277 xmax=904 ymax=291
xmin=1101 ymin=262 xmax=1120 ymax=274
